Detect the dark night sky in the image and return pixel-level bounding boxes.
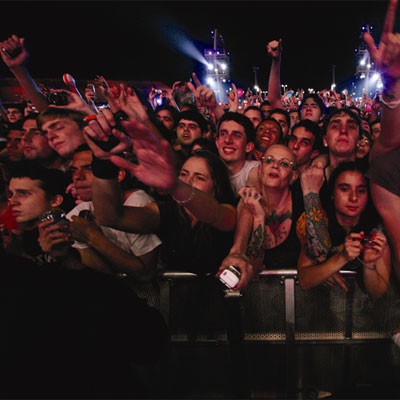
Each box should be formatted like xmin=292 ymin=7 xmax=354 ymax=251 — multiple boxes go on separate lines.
xmin=0 ymin=1 xmax=397 ymax=92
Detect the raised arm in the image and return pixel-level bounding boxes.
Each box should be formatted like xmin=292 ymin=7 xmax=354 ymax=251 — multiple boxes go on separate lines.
xmin=84 ymin=110 xmax=236 ymax=232
xmin=364 ymin=0 xmax=400 ymax=158
xmin=266 ymin=39 xmax=284 ymax=109
xmin=0 ymin=35 xmax=49 ymax=112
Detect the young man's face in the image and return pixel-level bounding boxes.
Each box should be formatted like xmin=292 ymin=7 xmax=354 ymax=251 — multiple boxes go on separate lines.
xmin=9 ymin=177 xmax=54 ymax=225
xmin=70 ymin=150 xmax=94 ymax=201
xmin=255 ymin=120 xmax=281 ymax=152
xmin=7 ymin=107 xmax=23 ymax=124
xmin=156 ymin=109 xmax=175 ymax=131
xmin=300 ymin=98 xmax=323 ymax=123
xmin=6 ymin=129 xmax=25 ymax=162
xmin=215 ymin=120 xmax=253 ymax=164
xmin=22 ymin=119 xmax=55 ymax=160
xmin=243 ymin=109 xmax=262 ymax=128
xmin=41 ymin=117 xmax=85 ymax=158
xmin=270 ymin=112 xmax=289 ymax=138
xmin=324 ymin=112 xmax=359 ymax=158
xmin=176 ymin=118 xmax=203 ymax=147
xmin=287 ymin=126 xmax=318 ymax=167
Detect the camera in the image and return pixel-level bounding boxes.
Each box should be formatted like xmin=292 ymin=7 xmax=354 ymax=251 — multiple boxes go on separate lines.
xmin=219 ymin=265 xmax=241 ymax=289
xmin=361 ymin=235 xmax=375 ymax=249
xmin=38 ymin=208 xmax=69 ymax=232
xmin=47 ymin=91 xmax=69 ymax=106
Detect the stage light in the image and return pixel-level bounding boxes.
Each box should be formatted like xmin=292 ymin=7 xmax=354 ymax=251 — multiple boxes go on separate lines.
xmin=206 ymin=77 xmax=214 ymax=86
xmin=220 ymin=63 xmax=227 ymax=70
xmin=359 ymin=59 xmax=366 ymax=66
xmin=207 ymin=63 xmax=213 ymax=70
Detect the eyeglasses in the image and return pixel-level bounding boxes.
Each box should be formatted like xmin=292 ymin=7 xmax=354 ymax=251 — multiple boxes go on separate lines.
xmin=261 ymin=155 xmax=295 ymax=170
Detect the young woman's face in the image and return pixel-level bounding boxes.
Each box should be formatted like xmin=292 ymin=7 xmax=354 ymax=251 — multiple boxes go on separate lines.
xmin=178 ymin=156 xmax=214 ymax=195
xmin=333 ymin=170 xmax=368 ymax=219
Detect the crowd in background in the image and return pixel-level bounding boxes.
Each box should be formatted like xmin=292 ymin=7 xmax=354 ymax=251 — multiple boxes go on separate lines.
xmin=0 ymin=0 xmax=399 ymax=397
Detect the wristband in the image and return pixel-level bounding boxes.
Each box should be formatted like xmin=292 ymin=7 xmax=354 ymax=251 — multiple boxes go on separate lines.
xmin=91 ymin=156 xmax=119 ymax=179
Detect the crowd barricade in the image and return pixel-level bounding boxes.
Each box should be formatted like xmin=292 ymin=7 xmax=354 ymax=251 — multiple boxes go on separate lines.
xmin=128 ymin=269 xmax=400 ymax=398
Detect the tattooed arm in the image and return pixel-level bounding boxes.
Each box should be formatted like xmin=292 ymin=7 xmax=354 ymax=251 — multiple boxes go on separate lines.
xmin=300 ymin=163 xmax=331 ymax=262
xmin=246 ymin=217 xmax=266 ymax=273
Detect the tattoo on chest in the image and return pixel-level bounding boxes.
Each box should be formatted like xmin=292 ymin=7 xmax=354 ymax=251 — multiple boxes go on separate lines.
xmin=265 ymin=210 xmax=292 ymax=236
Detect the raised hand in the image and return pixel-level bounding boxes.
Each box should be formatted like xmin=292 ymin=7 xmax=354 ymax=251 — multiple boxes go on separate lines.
xmin=0 ymin=34 xmax=28 ymax=68
xmin=83 ymin=108 xmax=132 ymax=159
xmin=363 ymin=0 xmax=400 ymax=80
xmin=267 ymin=39 xmax=282 ymax=60
xmin=109 ymin=118 xmax=178 ymax=192
xmin=227 ymin=82 xmax=239 ymax=112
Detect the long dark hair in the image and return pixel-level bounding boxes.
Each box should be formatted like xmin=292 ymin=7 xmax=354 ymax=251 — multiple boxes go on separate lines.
xmin=327 ymin=161 xmax=380 ymax=244
xmin=186 ymin=149 xmax=236 ymax=205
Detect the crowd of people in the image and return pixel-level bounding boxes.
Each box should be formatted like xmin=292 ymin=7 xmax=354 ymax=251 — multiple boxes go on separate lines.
xmin=0 ymin=0 xmax=399 ymax=397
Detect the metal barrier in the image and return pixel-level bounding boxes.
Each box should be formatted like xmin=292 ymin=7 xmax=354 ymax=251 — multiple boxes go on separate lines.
xmin=150 ymin=269 xmax=400 ymax=398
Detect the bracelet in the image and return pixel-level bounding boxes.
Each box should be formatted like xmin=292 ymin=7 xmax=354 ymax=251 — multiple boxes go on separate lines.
xmin=357 ymin=257 xmax=377 ymax=270
xmin=91 ymin=156 xmax=119 ymax=179
xmin=172 ymin=185 xmax=196 ymax=205
xmin=380 ymin=96 xmax=400 ymax=109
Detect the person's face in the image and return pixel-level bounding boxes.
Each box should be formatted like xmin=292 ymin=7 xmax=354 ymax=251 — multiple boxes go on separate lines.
xmin=6 ymin=129 xmax=24 ymax=161
xmin=255 ymin=120 xmax=281 ymax=152
xmin=333 ymin=170 xmax=368 ymax=220
xmin=156 ymin=109 xmax=175 ymax=131
xmin=244 ymin=109 xmax=263 ymax=128
xmin=22 ymin=119 xmax=55 ymax=160
xmin=178 ymin=156 xmax=214 ymax=195
xmin=324 ymin=112 xmax=359 ymax=158
xmin=287 ymin=127 xmax=317 ymax=167
xmin=259 ymin=145 xmax=297 ymax=189
xmin=371 ymin=122 xmax=381 ymax=140
xmin=176 ymin=118 xmax=202 ymax=147
xmin=261 ymin=104 xmax=272 ymax=118
xmin=7 ymin=107 xmax=23 ymax=124
xmin=356 ymin=135 xmax=371 ymax=159
xmin=300 ymin=98 xmax=322 ymax=123
xmin=270 ymin=112 xmax=289 ymax=138
xmin=216 ymin=120 xmax=253 ymax=163
xmin=361 ymin=119 xmax=371 ymax=133
xmin=289 ymin=111 xmax=300 ymax=128
xmin=41 ymin=117 xmax=85 ymax=158
xmin=9 ymin=177 xmax=54 ymax=225
xmin=70 ymin=150 xmax=94 ymax=201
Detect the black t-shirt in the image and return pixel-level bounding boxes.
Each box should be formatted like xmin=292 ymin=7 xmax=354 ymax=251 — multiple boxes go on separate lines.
xmin=263 ymin=188 xmax=305 ymax=269
xmin=157 ymin=198 xmax=234 ymax=275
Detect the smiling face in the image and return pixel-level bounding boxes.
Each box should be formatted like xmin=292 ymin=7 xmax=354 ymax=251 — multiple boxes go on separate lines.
xmin=41 ymin=117 xmax=85 ymax=158
xmin=255 ymin=119 xmax=281 ymax=152
xmin=215 ymin=120 xmax=253 ymax=169
xmin=324 ymin=112 xmax=359 ymax=159
xmin=333 ymin=170 xmax=368 ymax=224
xmin=259 ymin=144 xmax=297 ymax=190
xmin=178 ymin=156 xmax=214 ymax=195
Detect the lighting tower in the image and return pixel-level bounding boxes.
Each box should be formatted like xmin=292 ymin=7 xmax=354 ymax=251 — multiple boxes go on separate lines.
xmin=355 ymin=25 xmax=376 ymax=97
xmin=204 ymin=29 xmax=230 ymax=103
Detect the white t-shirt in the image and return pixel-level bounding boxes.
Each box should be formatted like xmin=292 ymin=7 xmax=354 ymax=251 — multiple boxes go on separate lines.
xmin=230 ymin=160 xmax=260 ymax=194
xmin=66 ymin=190 xmax=161 ymax=256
